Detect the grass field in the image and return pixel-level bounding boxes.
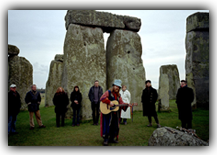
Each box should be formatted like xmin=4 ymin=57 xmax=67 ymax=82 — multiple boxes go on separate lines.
xmin=8 ymin=97 xmax=209 ymax=146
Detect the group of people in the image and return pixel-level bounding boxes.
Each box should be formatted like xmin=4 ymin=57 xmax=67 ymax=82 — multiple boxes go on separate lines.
xmin=8 ymin=79 xmax=194 ymax=146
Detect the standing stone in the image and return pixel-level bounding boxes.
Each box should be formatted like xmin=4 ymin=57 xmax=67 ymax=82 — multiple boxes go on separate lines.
xmin=8 ymin=55 xmax=33 ymax=110
xmin=8 ymin=44 xmax=20 ymax=56
xmin=185 ymin=12 xmax=209 ymax=108
xmin=106 ymin=29 xmax=146 ymax=111
xmin=158 ymin=65 xmax=180 ymax=111
xmin=45 ymin=54 xmax=64 ymax=107
xmin=62 ymin=24 xmax=106 ymax=119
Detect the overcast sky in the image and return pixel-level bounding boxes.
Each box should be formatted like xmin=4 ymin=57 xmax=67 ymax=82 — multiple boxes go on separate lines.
xmin=8 ymin=10 xmax=209 ymax=89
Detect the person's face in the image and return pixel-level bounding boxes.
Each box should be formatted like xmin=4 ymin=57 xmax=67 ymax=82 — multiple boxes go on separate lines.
xmin=122 ymin=86 xmax=126 ymax=91
xmin=59 ymin=88 xmax=62 ymax=92
xmin=75 ymin=88 xmax=79 ymax=91
xmin=146 ymin=82 xmax=151 ymax=87
xmin=181 ymin=82 xmax=186 ymax=87
xmin=113 ymin=85 xmax=120 ymax=93
xmin=32 ymin=85 xmax=36 ymax=91
xmin=10 ymin=87 xmax=16 ymax=92
xmin=94 ymin=82 xmax=99 ymax=87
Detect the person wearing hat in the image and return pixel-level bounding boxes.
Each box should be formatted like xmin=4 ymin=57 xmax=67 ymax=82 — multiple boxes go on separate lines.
xmin=25 ymin=84 xmax=46 ymax=130
xmin=176 ymin=80 xmax=194 ymax=129
xmin=70 ymin=86 xmax=82 ymax=126
xmin=8 ymin=84 xmax=21 ymax=135
xmin=100 ymin=79 xmax=126 ymax=146
xmin=141 ymin=80 xmax=161 ymax=128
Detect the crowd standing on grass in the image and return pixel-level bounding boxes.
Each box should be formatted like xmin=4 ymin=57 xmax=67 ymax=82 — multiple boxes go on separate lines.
xmin=8 ymin=79 xmax=194 ymax=145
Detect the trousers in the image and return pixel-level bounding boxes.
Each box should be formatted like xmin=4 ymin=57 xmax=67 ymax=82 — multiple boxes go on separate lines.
xmin=148 ymin=115 xmax=159 ymax=124
xmin=29 ymin=110 xmax=43 ymax=127
xmin=181 ymin=119 xmax=192 ymax=129
xmin=8 ymin=115 xmax=17 ymax=134
xmin=91 ymin=102 xmax=100 ymax=124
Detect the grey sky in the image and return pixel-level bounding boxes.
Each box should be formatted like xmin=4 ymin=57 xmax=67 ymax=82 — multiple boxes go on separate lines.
xmin=8 ymin=10 xmax=209 ymax=89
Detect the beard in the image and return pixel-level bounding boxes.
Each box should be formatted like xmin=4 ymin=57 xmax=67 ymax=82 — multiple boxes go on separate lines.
xmin=114 ymin=87 xmax=120 ymax=93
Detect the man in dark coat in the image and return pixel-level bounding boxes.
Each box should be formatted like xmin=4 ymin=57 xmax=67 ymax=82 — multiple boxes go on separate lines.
xmin=141 ymin=80 xmax=161 ymax=128
xmin=88 ymin=80 xmax=103 ymax=125
xmin=8 ymin=84 xmax=21 ymax=135
xmin=176 ymin=80 xmax=194 ymax=129
xmin=25 ymin=84 xmax=46 ymax=130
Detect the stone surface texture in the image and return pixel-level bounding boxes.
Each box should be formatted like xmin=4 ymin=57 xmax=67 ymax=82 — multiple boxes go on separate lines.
xmin=185 ymin=12 xmax=209 ymax=108
xmin=65 ymin=10 xmax=141 ymax=32
xmin=106 ymin=29 xmax=146 ymax=111
xmin=8 ymin=55 xmax=33 ymax=110
xmin=148 ymin=127 xmax=208 ymax=146
xmin=62 ymin=24 xmax=106 ymax=119
xmin=45 ymin=55 xmax=64 ymax=107
xmin=8 ymin=44 xmax=20 ymax=56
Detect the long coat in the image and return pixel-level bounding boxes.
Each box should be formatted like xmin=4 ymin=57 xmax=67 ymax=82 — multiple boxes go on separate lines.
xmin=25 ymin=91 xmax=41 ymax=112
xmin=53 ymin=92 xmax=69 ymax=114
xmin=8 ymin=90 xmax=21 ymax=116
xmin=176 ymin=86 xmax=194 ymax=121
xmin=141 ymin=87 xmax=158 ymax=116
xmin=70 ymin=91 xmax=82 ymax=109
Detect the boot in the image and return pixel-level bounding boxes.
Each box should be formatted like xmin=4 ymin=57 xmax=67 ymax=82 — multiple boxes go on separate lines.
xmin=147 ymin=123 xmax=152 ymax=127
xmin=157 ymin=124 xmax=161 ymax=128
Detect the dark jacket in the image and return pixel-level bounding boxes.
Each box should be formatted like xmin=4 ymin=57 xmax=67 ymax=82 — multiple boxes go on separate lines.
xmin=141 ymin=86 xmax=158 ymax=116
xmin=8 ymin=90 xmax=21 ymax=116
xmin=25 ymin=90 xmax=41 ymax=112
xmin=88 ymin=86 xmax=103 ymax=103
xmin=53 ymin=92 xmax=69 ymax=114
xmin=70 ymin=91 xmax=82 ymax=109
xmin=176 ymin=86 xmax=194 ymax=121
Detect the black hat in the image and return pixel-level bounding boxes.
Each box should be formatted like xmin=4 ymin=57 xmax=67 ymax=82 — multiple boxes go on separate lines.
xmin=145 ymin=80 xmax=151 ymax=84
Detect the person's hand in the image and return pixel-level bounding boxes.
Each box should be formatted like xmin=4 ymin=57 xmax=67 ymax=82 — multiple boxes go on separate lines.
xmin=28 ymin=102 xmax=31 ymax=105
xmin=38 ymin=102 xmax=40 ymax=105
xmin=110 ymin=102 xmax=114 ymax=107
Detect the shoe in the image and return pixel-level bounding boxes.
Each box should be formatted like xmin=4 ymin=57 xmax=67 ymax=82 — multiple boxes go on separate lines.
xmin=77 ymin=124 xmax=80 ymax=126
xmin=147 ymin=124 xmax=152 ymax=127
xmin=157 ymin=124 xmax=161 ymax=128
xmin=124 ymin=122 xmax=127 ymax=125
xmin=108 ymin=139 xmax=119 ymax=143
xmin=30 ymin=127 xmax=34 ymax=130
xmin=72 ymin=124 xmax=75 ymax=127
xmin=103 ymin=139 xmax=108 ymax=146
xmin=96 ymin=123 xmax=99 ymax=126
xmin=39 ymin=125 xmax=46 ymax=128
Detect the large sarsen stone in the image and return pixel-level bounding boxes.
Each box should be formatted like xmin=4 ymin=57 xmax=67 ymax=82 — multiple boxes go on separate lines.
xmin=62 ymin=24 xmax=106 ymax=119
xmin=65 ymin=10 xmax=141 ymax=32
xmin=8 ymin=55 xmax=33 ymax=110
xmin=106 ymin=29 xmax=146 ymax=111
xmin=45 ymin=55 xmax=64 ymax=107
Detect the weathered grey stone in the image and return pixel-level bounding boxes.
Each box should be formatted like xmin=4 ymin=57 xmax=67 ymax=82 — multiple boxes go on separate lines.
xmin=62 ymin=24 xmax=106 ymax=119
xmin=8 ymin=44 xmax=20 ymax=56
xmin=185 ymin=13 xmax=209 ymax=108
xmin=106 ymin=29 xmax=146 ymax=111
xmin=186 ymin=12 xmax=209 ymax=33
xmin=148 ymin=127 xmax=208 ymax=146
xmin=158 ymin=65 xmax=180 ymax=111
xmin=55 ymin=54 xmax=64 ymax=62
xmin=45 ymin=59 xmax=64 ymax=107
xmin=8 ymin=55 xmax=33 ymax=110
xmin=65 ymin=10 xmax=141 ymax=32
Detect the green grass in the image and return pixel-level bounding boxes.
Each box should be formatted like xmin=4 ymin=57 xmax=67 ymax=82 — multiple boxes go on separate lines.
xmin=8 ymin=100 xmax=209 ymax=146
